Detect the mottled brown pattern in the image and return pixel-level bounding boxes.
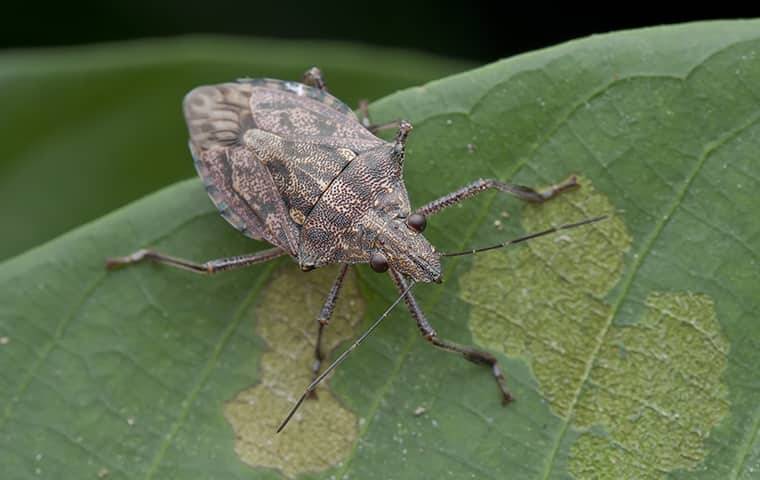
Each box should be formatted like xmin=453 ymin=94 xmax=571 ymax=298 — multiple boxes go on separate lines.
xmin=243 ymin=128 xmax=353 ymax=219
xmin=183 ymin=77 xmax=440 ymax=281
xmin=302 ymin=147 xmax=411 ymax=262
xmin=228 ymin=146 xmax=300 ymax=253
xmin=184 ymin=82 xmax=255 ymax=149
xmin=245 ymin=80 xmax=382 ymax=151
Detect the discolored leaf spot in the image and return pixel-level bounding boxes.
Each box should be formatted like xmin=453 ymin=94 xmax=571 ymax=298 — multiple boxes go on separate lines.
xmin=461 ymin=177 xmax=631 ymax=416
xmin=570 ymin=292 xmax=728 ymax=479
xmin=460 ymin=178 xmax=730 ymax=477
xmin=224 ymin=265 xmax=364 ymax=478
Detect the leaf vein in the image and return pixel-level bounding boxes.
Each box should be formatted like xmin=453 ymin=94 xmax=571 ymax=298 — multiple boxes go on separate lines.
xmin=539 ymin=106 xmax=760 ymax=479
xmin=142 ymin=261 xmax=278 ymax=480
xmin=0 ymin=272 xmax=106 ymax=432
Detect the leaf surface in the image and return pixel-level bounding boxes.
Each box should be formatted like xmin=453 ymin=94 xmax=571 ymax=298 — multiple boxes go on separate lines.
xmin=2 ymin=21 xmax=759 ymax=480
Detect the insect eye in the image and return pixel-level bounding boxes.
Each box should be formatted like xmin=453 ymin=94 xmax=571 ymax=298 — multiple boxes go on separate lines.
xmin=369 ymin=252 xmax=389 ymax=273
xmin=406 ymin=213 xmax=427 ymax=233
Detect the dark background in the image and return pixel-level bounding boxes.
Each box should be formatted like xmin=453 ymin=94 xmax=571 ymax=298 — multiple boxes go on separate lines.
xmin=2 ymin=4 xmax=757 ymax=262
xmin=4 ymin=3 xmax=758 ymax=62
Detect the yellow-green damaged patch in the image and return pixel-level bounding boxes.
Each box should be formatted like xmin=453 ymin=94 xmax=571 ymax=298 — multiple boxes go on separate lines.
xmin=461 ymin=177 xmax=631 ymax=416
xmin=570 ymin=292 xmax=729 ymax=478
xmin=459 ymin=178 xmax=729 ymax=478
xmin=224 ymin=265 xmax=364 ymax=478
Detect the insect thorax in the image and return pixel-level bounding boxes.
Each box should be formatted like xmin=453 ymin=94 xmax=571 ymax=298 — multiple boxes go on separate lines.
xmin=298 ymin=145 xmax=412 ymax=267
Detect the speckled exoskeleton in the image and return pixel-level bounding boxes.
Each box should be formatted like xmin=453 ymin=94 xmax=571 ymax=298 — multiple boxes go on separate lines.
xmin=107 ymin=67 xmax=604 ymax=432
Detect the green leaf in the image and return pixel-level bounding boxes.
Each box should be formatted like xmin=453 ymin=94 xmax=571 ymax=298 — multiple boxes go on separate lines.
xmin=0 ymin=37 xmax=471 ymax=261
xmin=2 ymin=20 xmax=760 ymax=479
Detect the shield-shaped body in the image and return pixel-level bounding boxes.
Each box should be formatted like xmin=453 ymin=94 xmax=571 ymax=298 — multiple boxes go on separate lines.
xmin=183 ymin=78 xmax=414 ymax=270
xmin=108 ymin=72 xmax=597 ymax=432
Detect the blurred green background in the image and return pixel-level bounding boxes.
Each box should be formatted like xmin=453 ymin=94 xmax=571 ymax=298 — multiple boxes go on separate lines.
xmin=0 ymin=39 xmax=471 ymax=261
xmin=1 ymin=3 xmax=754 ymax=260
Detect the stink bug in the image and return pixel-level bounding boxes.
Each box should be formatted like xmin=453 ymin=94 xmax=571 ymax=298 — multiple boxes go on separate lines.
xmin=106 ymin=67 xmax=605 ymax=432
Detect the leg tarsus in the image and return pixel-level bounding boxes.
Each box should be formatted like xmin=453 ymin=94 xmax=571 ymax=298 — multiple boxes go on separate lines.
xmin=368 ymin=119 xmax=402 ymax=135
xmin=105 ymin=248 xmax=154 ymax=271
xmin=492 ymin=175 xmax=578 ymax=204
xmin=429 ymin=336 xmax=513 ymax=405
xmin=537 ymin=174 xmax=578 ymax=200
xmin=490 ymin=363 xmax=514 ymax=405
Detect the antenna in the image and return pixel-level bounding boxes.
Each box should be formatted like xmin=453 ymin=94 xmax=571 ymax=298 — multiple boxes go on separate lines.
xmin=442 ymin=215 xmax=608 ymax=257
xmin=277 ymin=278 xmax=416 ymax=433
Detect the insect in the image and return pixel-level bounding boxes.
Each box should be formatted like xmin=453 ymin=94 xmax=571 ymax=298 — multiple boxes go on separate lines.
xmin=106 ymin=67 xmax=605 ymax=432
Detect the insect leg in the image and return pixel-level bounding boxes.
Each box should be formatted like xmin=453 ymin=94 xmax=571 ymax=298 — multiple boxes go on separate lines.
xmin=302 ymin=66 xmax=328 ymax=91
xmin=311 ymin=264 xmax=350 ymax=395
xmin=301 ymin=67 xmax=397 ymax=133
xmin=389 ymin=269 xmax=513 ymax=404
xmin=105 ymin=247 xmax=285 ymax=274
xmin=302 ymin=65 xmax=397 ymax=134
xmin=416 ymin=175 xmax=579 ymax=217
xmin=356 ymin=99 xmax=401 ymax=133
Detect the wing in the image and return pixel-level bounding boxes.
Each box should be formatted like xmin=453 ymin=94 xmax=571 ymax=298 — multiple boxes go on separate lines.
xmin=184 ymin=83 xmax=300 ymax=255
xmin=242 ymin=127 xmax=359 ymax=228
xmin=299 ymin=145 xmax=411 ymax=268
xmin=183 ymin=78 xmax=390 ymax=259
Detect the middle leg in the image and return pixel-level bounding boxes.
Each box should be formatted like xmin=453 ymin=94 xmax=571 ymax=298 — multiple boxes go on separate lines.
xmin=310 ymin=264 xmax=350 ymax=397
xmin=388 ymin=269 xmax=513 ymax=404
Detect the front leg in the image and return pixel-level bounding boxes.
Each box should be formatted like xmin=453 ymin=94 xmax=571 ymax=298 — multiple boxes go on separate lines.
xmin=388 ymin=269 xmax=513 ymax=404
xmin=416 ymin=175 xmax=578 ymax=217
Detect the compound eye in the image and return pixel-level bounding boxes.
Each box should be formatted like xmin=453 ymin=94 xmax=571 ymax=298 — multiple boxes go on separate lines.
xmin=407 ymin=213 xmax=427 ymax=233
xmin=369 ymin=252 xmax=389 ymax=273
